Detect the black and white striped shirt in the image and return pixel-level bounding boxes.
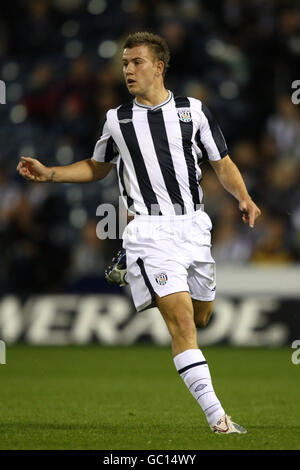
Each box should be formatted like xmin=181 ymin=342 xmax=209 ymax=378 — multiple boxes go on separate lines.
xmin=92 ymin=91 xmax=228 ymax=216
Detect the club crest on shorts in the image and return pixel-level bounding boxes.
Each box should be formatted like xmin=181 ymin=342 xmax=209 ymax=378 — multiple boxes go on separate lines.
xmin=154 ymin=272 xmax=168 ymax=286
xmin=177 ymin=108 xmax=192 ymax=123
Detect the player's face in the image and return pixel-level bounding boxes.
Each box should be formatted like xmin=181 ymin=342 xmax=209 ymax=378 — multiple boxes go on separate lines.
xmin=122 ymin=45 xmax=159 ymax=96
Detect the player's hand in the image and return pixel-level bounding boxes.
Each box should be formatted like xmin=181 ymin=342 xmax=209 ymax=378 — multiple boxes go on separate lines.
xmin=16 ymin=156 xmax=52 ymax=182
xmin=239 ymin=198 xmax=261 ymax=228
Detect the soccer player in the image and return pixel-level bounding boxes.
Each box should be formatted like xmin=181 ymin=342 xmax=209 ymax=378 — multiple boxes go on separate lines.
xmin=17 ymin=32 xmax=261 ymax=434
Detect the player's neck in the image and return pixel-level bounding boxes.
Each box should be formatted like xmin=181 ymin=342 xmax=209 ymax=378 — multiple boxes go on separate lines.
xmin=135 ymin=86 xmax=169 ymax=108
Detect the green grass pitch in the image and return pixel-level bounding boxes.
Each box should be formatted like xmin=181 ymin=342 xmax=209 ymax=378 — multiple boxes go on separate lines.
xmin=0 ymin=345 xmax=299 ymax=450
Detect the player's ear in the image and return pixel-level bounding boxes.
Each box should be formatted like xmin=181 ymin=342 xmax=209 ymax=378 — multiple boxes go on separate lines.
xmin=156 ymin=60 xmax=164 ymax=77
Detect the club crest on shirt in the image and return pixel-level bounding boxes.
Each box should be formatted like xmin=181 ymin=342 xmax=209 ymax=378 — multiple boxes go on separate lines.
xmin=154 ymin=272 xmax=168 ymax=286
xmin=177 ymin=108 xmax=192 ymax=123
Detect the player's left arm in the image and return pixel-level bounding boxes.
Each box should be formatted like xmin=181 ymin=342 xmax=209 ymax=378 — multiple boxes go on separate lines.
xmin=209 ymin=155 xmax=261 ymax=228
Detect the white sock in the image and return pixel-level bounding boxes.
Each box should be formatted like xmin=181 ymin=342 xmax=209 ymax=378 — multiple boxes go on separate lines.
xmin=173 ymin=348 xmax=225 ymax=427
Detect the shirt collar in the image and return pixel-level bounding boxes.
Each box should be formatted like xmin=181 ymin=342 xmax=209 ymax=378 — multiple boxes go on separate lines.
xmin=134 ymin=90 xmax=173 ymax=110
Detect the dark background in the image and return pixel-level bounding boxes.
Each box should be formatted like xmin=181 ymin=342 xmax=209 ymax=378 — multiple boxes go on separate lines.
xmin=0 ymin=0 xmax=299 ymax=297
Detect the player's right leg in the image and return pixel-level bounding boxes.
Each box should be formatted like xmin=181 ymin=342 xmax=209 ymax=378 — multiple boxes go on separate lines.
xmin=192 ymin=299 xmax=214 ymax=327
xmin=105 ymin=249 xmax=128 ymax=286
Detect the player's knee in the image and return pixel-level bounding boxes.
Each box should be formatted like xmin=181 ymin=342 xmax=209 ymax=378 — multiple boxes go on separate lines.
xmin=168 ymin=314 xmax=196 ymax=340
xmin=194 ymin=308 xmax=213 ymax=327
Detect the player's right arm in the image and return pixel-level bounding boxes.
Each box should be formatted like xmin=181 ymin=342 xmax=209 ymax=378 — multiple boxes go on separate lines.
xmin=17 ymin=157 xmax=114 ymax=183
xmin=17 ymin=113 xmax=119 ymax=183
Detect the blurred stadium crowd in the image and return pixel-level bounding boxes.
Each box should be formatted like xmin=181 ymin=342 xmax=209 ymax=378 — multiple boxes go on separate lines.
xmin=0 ymin=0 xmax=300 ymax=295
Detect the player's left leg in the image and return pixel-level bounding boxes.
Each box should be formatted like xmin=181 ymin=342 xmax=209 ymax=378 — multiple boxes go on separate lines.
xmin=156 ymin=291 xmax=246 ymax=434
xmin=155 ymin=291 xmax=198 ymax=356
xmin=155 ymin=291 xmax=226 ymax=429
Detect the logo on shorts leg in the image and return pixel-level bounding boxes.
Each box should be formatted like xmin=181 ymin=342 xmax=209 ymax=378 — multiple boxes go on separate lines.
xmin=154 ymin=272 xmax=168 ymax=286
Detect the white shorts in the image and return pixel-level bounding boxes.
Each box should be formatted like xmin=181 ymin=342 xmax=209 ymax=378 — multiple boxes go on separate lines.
xmin=122 ymin=209 xmax=216 ymax=312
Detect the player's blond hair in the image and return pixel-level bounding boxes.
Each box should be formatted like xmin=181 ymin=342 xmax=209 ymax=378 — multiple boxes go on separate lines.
xmin=123 ymin=32 xmax=170 ymax=78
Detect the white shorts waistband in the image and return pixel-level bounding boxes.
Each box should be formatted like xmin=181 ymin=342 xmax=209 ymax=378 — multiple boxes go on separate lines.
xmin=134 ymin=207 xmax=204 ymax=222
